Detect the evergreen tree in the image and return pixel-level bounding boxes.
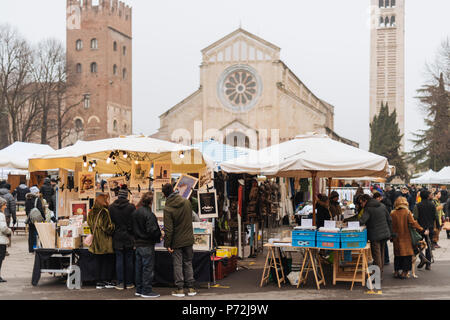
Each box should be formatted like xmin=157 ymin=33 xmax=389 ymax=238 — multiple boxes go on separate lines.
xmin=370 ymin=102 xmax=409 ymax=182
xmin=410 ymin=72 xmax=450 ymax=171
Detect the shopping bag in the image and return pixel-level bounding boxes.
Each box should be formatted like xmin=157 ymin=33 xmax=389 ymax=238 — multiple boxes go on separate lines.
xmin=442 ymin=221 xmax=450 ymax=231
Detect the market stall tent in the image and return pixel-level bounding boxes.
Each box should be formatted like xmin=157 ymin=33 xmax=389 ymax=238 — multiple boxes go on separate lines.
xmin=0 ymin=142 xmax=55 ymax=170
xmin=436 ymin=167 xmax=450 ymax=185
xmin=220 ymin=134 xmax=391 ymax=178
xmin=192 ymin=139 xmax=250 ymax=171
xmin=410 ymin=169 xmax=440 ymax=184
xmin=28 ymin=135 xmax=211 ymax=174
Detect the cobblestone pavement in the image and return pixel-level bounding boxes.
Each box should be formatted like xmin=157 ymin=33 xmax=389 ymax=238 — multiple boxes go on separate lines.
xmin=1 ymin=230 xmax=450 ymax=300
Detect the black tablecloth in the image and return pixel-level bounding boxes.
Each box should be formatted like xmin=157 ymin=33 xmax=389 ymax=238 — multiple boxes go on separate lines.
xmin=32 ymin=248 xmax=213 ymax=286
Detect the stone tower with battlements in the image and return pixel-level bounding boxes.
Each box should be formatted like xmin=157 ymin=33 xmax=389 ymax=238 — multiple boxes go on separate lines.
xmin=370 ymin=0 xmax=405 ymax=150
xmin=66 ymin=0 xmax=132 ymax=142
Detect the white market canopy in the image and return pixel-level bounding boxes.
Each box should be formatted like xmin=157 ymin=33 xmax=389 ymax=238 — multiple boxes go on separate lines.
xmin=220 ymin=133 xmax=391 ymax=179
xmin=410 ymin=169 xmax=440 ymax=184
xmin=28 ymin=135 xmax=210 ymax=174
xmin=0 ymin=142 xmax=55 ymax=170
xmin=436 ymin=167 xmax=450 ymax=184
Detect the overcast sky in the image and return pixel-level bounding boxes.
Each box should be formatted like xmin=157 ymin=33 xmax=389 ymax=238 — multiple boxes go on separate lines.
xmin=1 ymin=0 xmax=449 ymax=151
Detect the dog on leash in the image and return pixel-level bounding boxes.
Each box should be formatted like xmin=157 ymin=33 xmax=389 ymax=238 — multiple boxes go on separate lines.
xmin=409 ymin=240 xmax=428 ymax=279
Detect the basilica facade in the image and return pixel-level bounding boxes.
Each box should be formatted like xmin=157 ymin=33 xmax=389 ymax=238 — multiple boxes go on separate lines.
xmin=152 ymin=28 xmax=357 ymax=149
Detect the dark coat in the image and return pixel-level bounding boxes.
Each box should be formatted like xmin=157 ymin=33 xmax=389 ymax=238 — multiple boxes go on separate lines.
xmin=381 ymin=197 xmax=393 ymax=213
xmin=25 ymin=193 xmax=45 ymax=222
xmin=108 ymin=199 xmax=136 ymax=250
xmin=163 ymin=192 xmax=194 ymax=249
xmin=132 ymin=206 xmax=161 ymax=247
xmin=0 ymin=188 xmax=16 ymax=220
xmin=14 ymin=184 xmax=30 ymax=202
xmin=391 ymin=205 xmax=423 ymax=256
xmin=316 ymin=200 xmax=331 ymax=228
xmin=40 ymin=181 xmax=54 ymax=203
xmin=413 ymin=200 xmax=436 ymax=230
xmin=360 ymin=199 xmax=392 ymax=242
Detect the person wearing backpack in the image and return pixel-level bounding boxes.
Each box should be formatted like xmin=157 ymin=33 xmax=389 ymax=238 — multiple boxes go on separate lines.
xmin=132 ymin=192 xmax=162 ymax=298
xmin=25 ymin=187 xmax=45 ymax=253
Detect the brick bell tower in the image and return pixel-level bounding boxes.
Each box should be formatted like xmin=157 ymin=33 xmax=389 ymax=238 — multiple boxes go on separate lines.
xmin=66 ymin=0 xmax=132 ymax=143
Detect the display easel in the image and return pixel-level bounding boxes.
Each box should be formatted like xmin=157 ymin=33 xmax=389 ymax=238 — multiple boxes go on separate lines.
xmin=260 ymin=243 xmax=287 ymax=288
xmin=297 ymin=247 xmax=326 ymax=290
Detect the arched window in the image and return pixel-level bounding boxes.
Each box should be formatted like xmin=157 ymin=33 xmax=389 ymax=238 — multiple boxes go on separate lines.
xmin=385 ymin=0 xmax=390 ymax=8
xmin=113 ymin=120 xmax=118 ymax=131
xmin=391 ymin=0 xmax=396 ymax=7
xmin=245 ymin=137 xmax=250 ymax=149
xmin=234 ymin=136 xmax=238 ymax=147
xmin=379 ymin=0 xmax=383 ymax=8
xmin=379 ymin=16 xmax=384 ymax=27
xmin=83 ymin=94 xmax=90 ymax=109
xmin=113 ymin=41 xmax=117 ymax=51
xmin=124 ymin=123 xmax=127 ymax=133
xmin=75 ymin=119 xmax=84 ymax=131
xmin=391 ymin=15 xmax=396 ymax=26
xmin=90 ymin=62 xmax=97 ymax=73
xmin=76 ymin=39 xmax=83 ymax=51
xmin=123 ymin=46 xmax=127 ymax=56
xmin=91 ymin=38 xmax=98 ymax=49
xmin=385 ymin=16 xmax=389 ymax=26
xmin=122 ymin=68 xmax=127 ymax=80
xmin=113 ymin=64 xmax=118 ymax=75
xmin=76 ymin=63 xmax=82 ymax=73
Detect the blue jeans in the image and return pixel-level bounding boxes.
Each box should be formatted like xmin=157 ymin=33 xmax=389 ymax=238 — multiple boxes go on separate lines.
xmin=135 ymin=246 xmax=155 ymax=295
xmin=115 ymin=249 xmax=134 ymax=285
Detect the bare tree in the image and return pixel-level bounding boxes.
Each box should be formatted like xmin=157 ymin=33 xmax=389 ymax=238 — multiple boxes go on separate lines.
xmin=0 ymin=24 xmax=38 ymax=145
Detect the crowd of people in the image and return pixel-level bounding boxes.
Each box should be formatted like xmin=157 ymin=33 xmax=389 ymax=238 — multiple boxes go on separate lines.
xmin=85 ymin=183 xmax=196 ymax=298
xmin=316 ymin=184 xmax=449 ymax=281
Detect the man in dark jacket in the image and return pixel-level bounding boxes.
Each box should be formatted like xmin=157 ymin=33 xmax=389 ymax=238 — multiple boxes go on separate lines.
xmin=132 ymin=192 xmax=161 ymax=298
xmin=0 ymin=184 xmax=16 ymax=230
xmin=413 ymin=190 xmax=436 ymax=270
xmin=13 ymin=179 xmax=30 ymax=202
xmin=40 ymin=178 xmax=55 ymax=212
xmin=108 ymin=186 xmax=136 ymax=289
xmin=359 ymin=194 xmax=392 ymax=277
xmin=373 ymin=192 xmax=392 ymax=265
xmin=162 ymin=183 xmax=196 ymax=297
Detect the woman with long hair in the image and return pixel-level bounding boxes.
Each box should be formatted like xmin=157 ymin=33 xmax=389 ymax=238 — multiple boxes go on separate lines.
xmin=390 ymin=196 xmax=424 ymax=279
xmin=87 ymin=193 xmax=115 ymax=289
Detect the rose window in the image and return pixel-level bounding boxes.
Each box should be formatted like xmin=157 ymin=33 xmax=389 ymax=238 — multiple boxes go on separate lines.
xmin=218 ymin=65 xmax=262 ymax=112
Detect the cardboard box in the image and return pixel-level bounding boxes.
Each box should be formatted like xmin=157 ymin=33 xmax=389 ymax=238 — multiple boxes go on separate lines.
xmin=57 ymin=236 xmax=81 ymax=249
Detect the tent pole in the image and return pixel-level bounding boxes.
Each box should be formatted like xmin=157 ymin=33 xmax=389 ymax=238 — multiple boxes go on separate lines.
xmin=328 ymin=177 xmax=332 ymax=198
xmin=312 ymin=171 xmax=317 ymax=226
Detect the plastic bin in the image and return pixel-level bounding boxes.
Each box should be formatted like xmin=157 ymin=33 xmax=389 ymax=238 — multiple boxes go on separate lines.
xmin=316 ymin=232 xmax=341 ymax=249
xmin=340 ymin=230 xmax=367 ymax=249
xmin=292 ymin=230 xmax=316 ymax=247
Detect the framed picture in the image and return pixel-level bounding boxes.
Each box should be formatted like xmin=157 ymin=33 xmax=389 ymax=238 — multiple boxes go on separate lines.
xmin=193 ymin=234 xmax=211 ymax=251
xmin=70 ymin=200 xmax=90 ymax=221
xmin=198 ymin=166 xmax=214 ymax=190
xmin=174 ymin=174 xmax=198 ymax=199
xmin=155 ymin=220 xmax=165 ymax=250
xmin=153 ymin=189 xmax=165 ymax=218
xmin=153 ymin=162 xmax=172 ymax=189
xmin=197 ymin=190 xmax=218 ymax=219
xmin=129 ymin=187 xmax=149 ymax=207
xmin=79 ymin=172 xmax=96 ymax=199
xmin=106 ymin=176 xmax=127 ymax=203
xmin=130 ymin=162 xmax=151 ymax=188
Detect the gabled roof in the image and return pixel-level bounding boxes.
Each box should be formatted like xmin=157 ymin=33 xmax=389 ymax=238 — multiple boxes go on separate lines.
xmin=219 ymin=119 xmax=258 ymax=133
xmin=201 ymin=28 xmax=281 ymax=54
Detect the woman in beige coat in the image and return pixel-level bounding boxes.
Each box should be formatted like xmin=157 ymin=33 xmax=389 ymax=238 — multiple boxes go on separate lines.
xmin=390 ymin=196 xmax=424 ymax=279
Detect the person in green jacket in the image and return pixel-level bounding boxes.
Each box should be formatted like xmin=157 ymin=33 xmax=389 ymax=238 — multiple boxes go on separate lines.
xmin=162 ymin=183 xmax=197 ymax=298
xmin=87 ymin=193 xmax=115 ymax=289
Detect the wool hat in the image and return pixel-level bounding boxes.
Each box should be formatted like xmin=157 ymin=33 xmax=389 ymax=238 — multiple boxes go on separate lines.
xmin=30 ymin=186 xmax=40 ymax=195
xmin=118 ymin=189 xmax=129 ymax=199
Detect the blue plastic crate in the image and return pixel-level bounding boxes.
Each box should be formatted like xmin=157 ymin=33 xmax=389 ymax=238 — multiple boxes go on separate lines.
xmin=316 ymin=232 xmax=341 ymax=249
xmin=340 ymin=230 xmax=367 ymax=249
xmin=292 ymin=230 xmax=316 ymax=247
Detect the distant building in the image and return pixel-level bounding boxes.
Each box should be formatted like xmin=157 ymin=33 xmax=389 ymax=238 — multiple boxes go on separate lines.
xmin=66 ymin=0 xmax=132 ymax=143
xmin=152 ymin=28 xmax=358 ymax=149
xmin=370 ymin=0 xmax=405 ymax=149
